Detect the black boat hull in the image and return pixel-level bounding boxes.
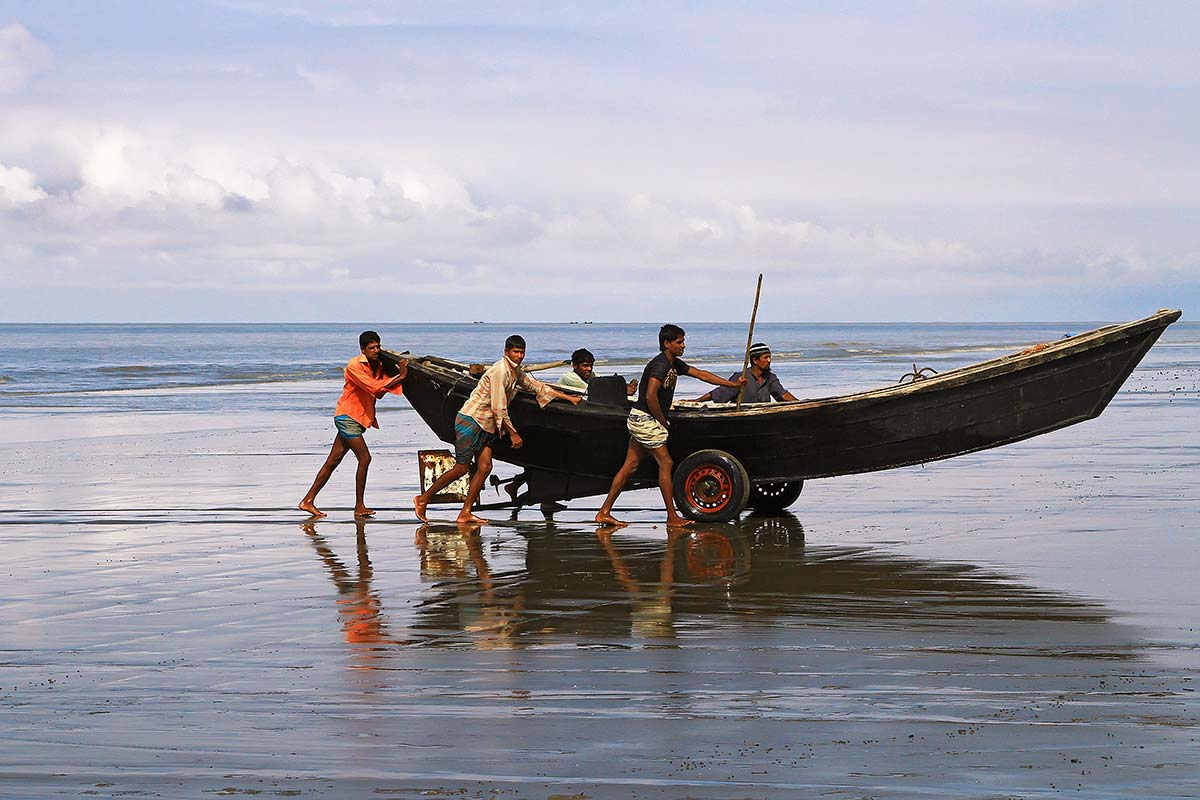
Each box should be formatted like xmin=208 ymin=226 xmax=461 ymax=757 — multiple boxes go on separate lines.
xmin=398 ymin=310 xmax=1180 ymax=495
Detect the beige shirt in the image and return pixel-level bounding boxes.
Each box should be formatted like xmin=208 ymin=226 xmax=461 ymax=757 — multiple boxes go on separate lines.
xmin=459 ymin=356 xmax=555 ymax=434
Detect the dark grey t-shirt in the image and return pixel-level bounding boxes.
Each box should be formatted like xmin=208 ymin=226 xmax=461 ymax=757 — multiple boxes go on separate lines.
xmin=709 ymin=370 xmax=788 ymax=403
xmin=633 ymin=352 xmax=691 ymax=413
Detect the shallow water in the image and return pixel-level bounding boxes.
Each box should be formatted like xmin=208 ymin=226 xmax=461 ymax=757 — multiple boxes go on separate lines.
xmin=1 ymin=506 xmax=1196 ymax=798
xmin=1 ymin=320 xmax=1198 ymax=798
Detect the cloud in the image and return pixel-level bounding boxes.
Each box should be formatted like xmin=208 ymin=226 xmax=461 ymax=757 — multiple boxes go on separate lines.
xmin=217 ymin=1 xmax=610 ymax=29
xmin=0 ymin=108 xmax=1191 ymax=318
xmin=0 ymin=162 xmax=47 ymax=207
xmin=0 ymin=114 xmax=990 ymax=294
xmin=0 ymin=23 xmax=52 ymax=94
xmin=295 ymin=63 xmax=348 ymax=93
xmin=2 ymin=3 xmax=1197 ymax=319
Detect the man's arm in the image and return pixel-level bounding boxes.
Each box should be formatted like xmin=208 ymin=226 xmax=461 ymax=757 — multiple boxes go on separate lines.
xmin=376 ymin=361 xmax=407 ymax=397
xmin=547 ymin=386 xmax=584 ymax=405
xmin=503 ymin=376 xmax=583 ymax=450
xmin=698 ymin=371 xmax=741 ymax=403
xmin=521 ymin=372 xmax=583 ymax=407
xmin=687 ymin=366 xmax=747 ymax=390
xmin=645 ymin=377 xmax=669 ymax=428
xmin=768 ymin=373 xmax=797 ymax=402
xmin=347 ymin=359 xmax=406 ymax=396
xmin=489 ymin=370 xmax=519 ymax=442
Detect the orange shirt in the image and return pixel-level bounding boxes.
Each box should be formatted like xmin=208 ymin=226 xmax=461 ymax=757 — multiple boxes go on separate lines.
xmin=333 ymin=355 xmax=402 ymax=429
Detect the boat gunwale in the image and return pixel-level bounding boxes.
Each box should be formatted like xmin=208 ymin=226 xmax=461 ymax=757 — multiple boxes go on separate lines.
xmin=392 ymin=309 xmax=1181 ymax=421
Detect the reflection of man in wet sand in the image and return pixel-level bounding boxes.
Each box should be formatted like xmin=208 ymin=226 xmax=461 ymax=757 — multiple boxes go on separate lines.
xmin=595 ymin=324 xmax=745 ymax=528
xmin=302 ymin=520 xmax=409 ymax=650
xmin=595 ymin=526 xmax=684 ymax=639
xmin=413 ymin=335 xmax=582 ymax=525
xmin=414 ymin=524 xmax=524 ymax=649
xmin=299 ymin=330 xmax=407 ymax=519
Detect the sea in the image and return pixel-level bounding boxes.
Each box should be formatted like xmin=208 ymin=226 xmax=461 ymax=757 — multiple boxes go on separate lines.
xmin=3 ymin=318 xmax=1197 ymax=414
xmin=2 ymin=316 xmax=1198 ymax=798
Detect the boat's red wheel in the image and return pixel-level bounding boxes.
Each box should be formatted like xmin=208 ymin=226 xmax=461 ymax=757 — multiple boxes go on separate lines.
xmin=672 ymin=449 xmax=750 ymax=523
xmin=684 ymin=465 xmax=734 ymax=513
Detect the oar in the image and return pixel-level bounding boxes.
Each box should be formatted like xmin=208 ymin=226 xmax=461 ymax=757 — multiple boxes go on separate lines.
xmin=736 ymin=273 xmax=764 ymax=410
xmin=524 ymin=358 xmax=571 ymax=373
xmin=468 ymin=358 xmax=568 ymax=376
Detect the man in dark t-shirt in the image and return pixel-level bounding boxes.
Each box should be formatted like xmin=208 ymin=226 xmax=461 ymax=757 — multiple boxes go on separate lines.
xmin=633 ymin=350 xmax=689 ymax=414
xmin=595 ymin=324 xmax=746 ymax=528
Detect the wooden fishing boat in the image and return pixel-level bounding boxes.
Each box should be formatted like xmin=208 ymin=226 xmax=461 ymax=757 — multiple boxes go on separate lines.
xmin=388 ymin=309 xmax=1181 ymax=521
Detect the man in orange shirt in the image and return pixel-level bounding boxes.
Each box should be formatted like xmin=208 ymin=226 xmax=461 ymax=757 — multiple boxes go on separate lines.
xmin=299 ymin=331 xmax=407 ymax=519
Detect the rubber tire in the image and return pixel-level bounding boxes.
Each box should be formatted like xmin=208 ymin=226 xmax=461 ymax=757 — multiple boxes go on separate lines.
xmin=747 ymin=480 xmax=804 ymax=513
xmin=672 ymin=449 xmax=751 ymax=523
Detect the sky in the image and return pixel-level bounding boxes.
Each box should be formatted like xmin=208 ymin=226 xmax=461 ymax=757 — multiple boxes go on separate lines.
xmin=0 ymin=1 xmax=1197 ymax=322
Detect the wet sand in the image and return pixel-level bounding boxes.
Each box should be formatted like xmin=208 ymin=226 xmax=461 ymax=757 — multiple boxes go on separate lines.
xmin=1 ymin=388 xmax=1198 ymax=798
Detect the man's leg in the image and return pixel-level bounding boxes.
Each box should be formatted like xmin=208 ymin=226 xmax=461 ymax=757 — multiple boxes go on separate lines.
xmin=647 ymin=445 xmax=691 ymax=527
xmin=457 ymin=446 xmax=492 ymax=525
xmin=343 ymin=435 xmax=374 ymax=517
xmin=595 ymin=439 xmax=645 ymax=527
xmin=299 ymin=435 xmax=349 ymax=517
xmin=414 ymin=462 xmax=471 ymax=522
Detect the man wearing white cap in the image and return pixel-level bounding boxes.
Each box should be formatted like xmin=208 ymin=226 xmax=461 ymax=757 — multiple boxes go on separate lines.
xmin=696 ymin=342 xmax=798 ymax=403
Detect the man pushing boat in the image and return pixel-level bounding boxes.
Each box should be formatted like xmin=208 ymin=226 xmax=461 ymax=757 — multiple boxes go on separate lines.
xmin=413 ymin=335 xmax=583 ymax=524
xmin=299 ymin=330 xmax=407 ymax=519
xmin=595 ymin=324 xmax=746 ymax=528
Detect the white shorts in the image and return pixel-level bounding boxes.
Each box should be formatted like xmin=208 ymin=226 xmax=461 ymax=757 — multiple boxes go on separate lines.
xmin=627 ymin=409 xmax=669 ymax=449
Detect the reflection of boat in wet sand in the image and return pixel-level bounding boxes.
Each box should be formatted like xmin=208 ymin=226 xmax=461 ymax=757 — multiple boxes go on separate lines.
xmin=391 ymin=309 xmax=1181 ymax=520
xmin=410 ymin=517 xmax=1114 ymax=647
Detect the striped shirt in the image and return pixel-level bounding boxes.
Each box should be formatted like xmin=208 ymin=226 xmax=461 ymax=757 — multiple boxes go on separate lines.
xmin=459 ymin=356 xmax=555 ymax=435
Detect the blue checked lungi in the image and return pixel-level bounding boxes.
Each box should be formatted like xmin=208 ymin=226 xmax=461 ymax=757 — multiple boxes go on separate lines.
xmin=453 ymin=412 xmax=496 ymax=464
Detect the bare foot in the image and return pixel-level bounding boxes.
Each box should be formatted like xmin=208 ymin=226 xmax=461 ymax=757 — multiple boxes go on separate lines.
xmin=298 ymin=500 xmax=326 ymax=518
xmin=594 ymin=512 xmax=627 ymax=527
xmin=666 ymin=516 xmax=693 ymax=528
xmin=504 ymin=482 xmax=520 ymax=504
xmin=354 ymin=507 xmax=376 ymax=518
xmin=457 ymin=512 xmax=488 ymax=525
xmin=414 ymin=495 xmax=429 ymax=523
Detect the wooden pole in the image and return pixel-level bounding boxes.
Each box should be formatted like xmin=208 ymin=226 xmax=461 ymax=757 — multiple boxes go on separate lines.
xmin=736 ymin=273 xmax=764 ymax=410
xmin=522 ymin=358 xmax=571 ymax=373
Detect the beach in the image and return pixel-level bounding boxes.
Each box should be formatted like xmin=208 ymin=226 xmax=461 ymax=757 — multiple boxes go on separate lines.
xmin=1 ymin=321 xmax=1197 ymax=798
